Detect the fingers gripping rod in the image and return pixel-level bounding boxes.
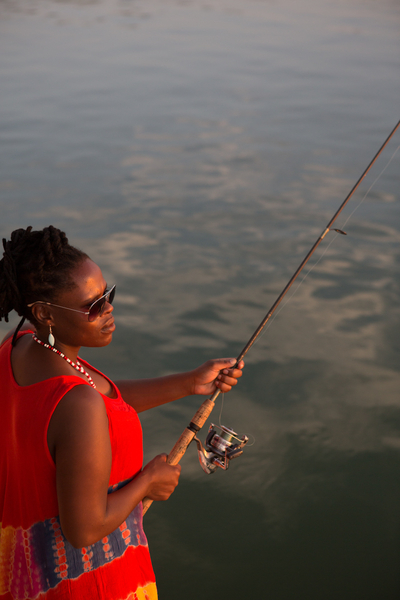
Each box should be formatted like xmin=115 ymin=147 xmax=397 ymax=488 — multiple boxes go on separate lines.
xmin=142 ymin=120 xmax=400 ymax=516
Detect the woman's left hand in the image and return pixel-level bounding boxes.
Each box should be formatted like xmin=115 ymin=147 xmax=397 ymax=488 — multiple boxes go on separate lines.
xmin=190 ymin=358 xmax=244 ymax=396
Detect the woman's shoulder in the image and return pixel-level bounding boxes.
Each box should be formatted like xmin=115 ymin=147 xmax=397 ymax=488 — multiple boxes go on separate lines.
xmin=47 ymin=383 xmax=109 ymax=462
xmin=54 ymin=383 xmax=107 ymax=417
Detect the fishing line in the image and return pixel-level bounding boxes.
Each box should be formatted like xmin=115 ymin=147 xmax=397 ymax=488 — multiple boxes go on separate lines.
xmin=340 ymin=143 xmax=400 ymax=231
xmin=218 ymin=132 xmax=399 ymax=454
xmin=217 ymin=393 xmax=256 ymax=446
xmin=214 ymin=336 xmax=256 ymax=447
xmin=216 ymin=138 xmax=399 ymax=450
xmin=142 ymin=121 xmax=400 ymax=515
xmin=248 ymin=141 xmax=400 ymax=349
xmin=252 ymin=235 xmax=339 ymax=345
xmin=218 ymin=392 xmax=225 ymax=426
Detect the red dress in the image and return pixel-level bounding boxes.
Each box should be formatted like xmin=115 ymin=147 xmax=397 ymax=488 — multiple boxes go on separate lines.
xmin=0 ymin=332 xmax=157 ymax=600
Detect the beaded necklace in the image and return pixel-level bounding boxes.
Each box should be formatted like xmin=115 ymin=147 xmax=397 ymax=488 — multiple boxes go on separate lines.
xmin=32 ymin=334 xmax=96 ymax=388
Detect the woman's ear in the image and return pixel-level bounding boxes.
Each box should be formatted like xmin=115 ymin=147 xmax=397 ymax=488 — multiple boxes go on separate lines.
xmin=30 ymin=304 xmax=54 ymax=327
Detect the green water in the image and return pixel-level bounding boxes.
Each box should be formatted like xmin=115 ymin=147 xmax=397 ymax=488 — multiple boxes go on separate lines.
xmin=1 ymin=0 xmax=400 ymax=597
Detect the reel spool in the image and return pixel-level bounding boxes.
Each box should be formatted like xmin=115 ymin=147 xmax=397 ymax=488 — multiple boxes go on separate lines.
xmin=194 ymin=424 xmax=249 ymax=474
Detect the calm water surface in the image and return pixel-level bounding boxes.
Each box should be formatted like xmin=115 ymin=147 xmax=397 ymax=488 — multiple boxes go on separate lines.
xmin=1 ymin=0 xmax=400 ymax=597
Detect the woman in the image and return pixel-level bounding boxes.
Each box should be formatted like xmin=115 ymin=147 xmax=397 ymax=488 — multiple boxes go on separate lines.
xmin=0 ymin=226 xmax=244 ymax=600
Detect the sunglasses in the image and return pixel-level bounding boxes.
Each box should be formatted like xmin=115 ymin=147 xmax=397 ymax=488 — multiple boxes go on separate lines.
xmin=27 ymin=285 xmax=116 ymax=322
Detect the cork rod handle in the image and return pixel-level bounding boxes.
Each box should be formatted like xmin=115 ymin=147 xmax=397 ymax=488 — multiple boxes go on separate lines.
xmin=142 ymin=395 xmax=218 ymax=515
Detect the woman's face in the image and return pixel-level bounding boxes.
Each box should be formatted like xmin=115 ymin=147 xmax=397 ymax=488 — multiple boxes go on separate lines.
xmin=38 ymin=258 xmax=115 ymax=349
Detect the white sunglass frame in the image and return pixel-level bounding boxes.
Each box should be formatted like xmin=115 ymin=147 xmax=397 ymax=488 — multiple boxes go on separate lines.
xmin=27 ymin=285 xmax=116 ymax=321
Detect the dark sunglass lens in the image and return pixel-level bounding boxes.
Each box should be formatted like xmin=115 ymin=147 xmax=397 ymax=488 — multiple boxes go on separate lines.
xmin=88 ymin=286 xmax=115 ymax=321
xmin=88 ymin=299 xmax=104 ymax=322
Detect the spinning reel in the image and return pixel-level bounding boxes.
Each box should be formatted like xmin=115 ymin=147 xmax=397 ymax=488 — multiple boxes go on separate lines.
xmin=194 ymin=424 xmax=249 ymax=474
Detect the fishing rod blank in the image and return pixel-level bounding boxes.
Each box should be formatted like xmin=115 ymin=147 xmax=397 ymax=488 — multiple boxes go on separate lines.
xmin=142 ymin=120 xmax=400 ymax=515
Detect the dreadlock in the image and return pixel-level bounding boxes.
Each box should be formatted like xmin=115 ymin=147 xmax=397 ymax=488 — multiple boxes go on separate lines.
xmin=0 ymin=226 xmax=88 ymax=333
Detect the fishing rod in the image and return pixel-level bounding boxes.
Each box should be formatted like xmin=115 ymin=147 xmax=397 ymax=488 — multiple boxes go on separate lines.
xmin=142 ymin=120 xmax=400 ymax=515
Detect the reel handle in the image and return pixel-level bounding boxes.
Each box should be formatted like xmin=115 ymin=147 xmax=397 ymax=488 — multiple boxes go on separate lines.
xmin=142 ymin=394 xmax=219 ymax=515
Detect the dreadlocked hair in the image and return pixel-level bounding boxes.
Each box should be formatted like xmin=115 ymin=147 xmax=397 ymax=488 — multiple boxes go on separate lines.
xmin=0 ymin=226 xmax=88 ymax=325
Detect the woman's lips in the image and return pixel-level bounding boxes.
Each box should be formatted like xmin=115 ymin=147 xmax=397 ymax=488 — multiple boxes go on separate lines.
xmin=101 ymin=318 xmax=115 ymax=333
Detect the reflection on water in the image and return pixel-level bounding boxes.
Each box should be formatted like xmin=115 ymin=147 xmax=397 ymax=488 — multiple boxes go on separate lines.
xmin=1 ymin=0 xmax=400 ymax=597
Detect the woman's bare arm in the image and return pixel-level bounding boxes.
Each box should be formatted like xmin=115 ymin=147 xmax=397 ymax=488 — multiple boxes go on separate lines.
xmin=115 ymin=358 xmax=244 ymax=413
xmin=49 ymin=385 xmax=180 ymax=548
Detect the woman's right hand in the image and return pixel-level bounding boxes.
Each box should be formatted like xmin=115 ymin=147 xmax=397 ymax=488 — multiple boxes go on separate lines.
xmin=140 ymin=454 xmax=181 ymax=501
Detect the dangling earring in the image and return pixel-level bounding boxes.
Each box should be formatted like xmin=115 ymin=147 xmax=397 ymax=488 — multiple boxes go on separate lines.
xmin=48 ymin=325 xmax=55 ymax=347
